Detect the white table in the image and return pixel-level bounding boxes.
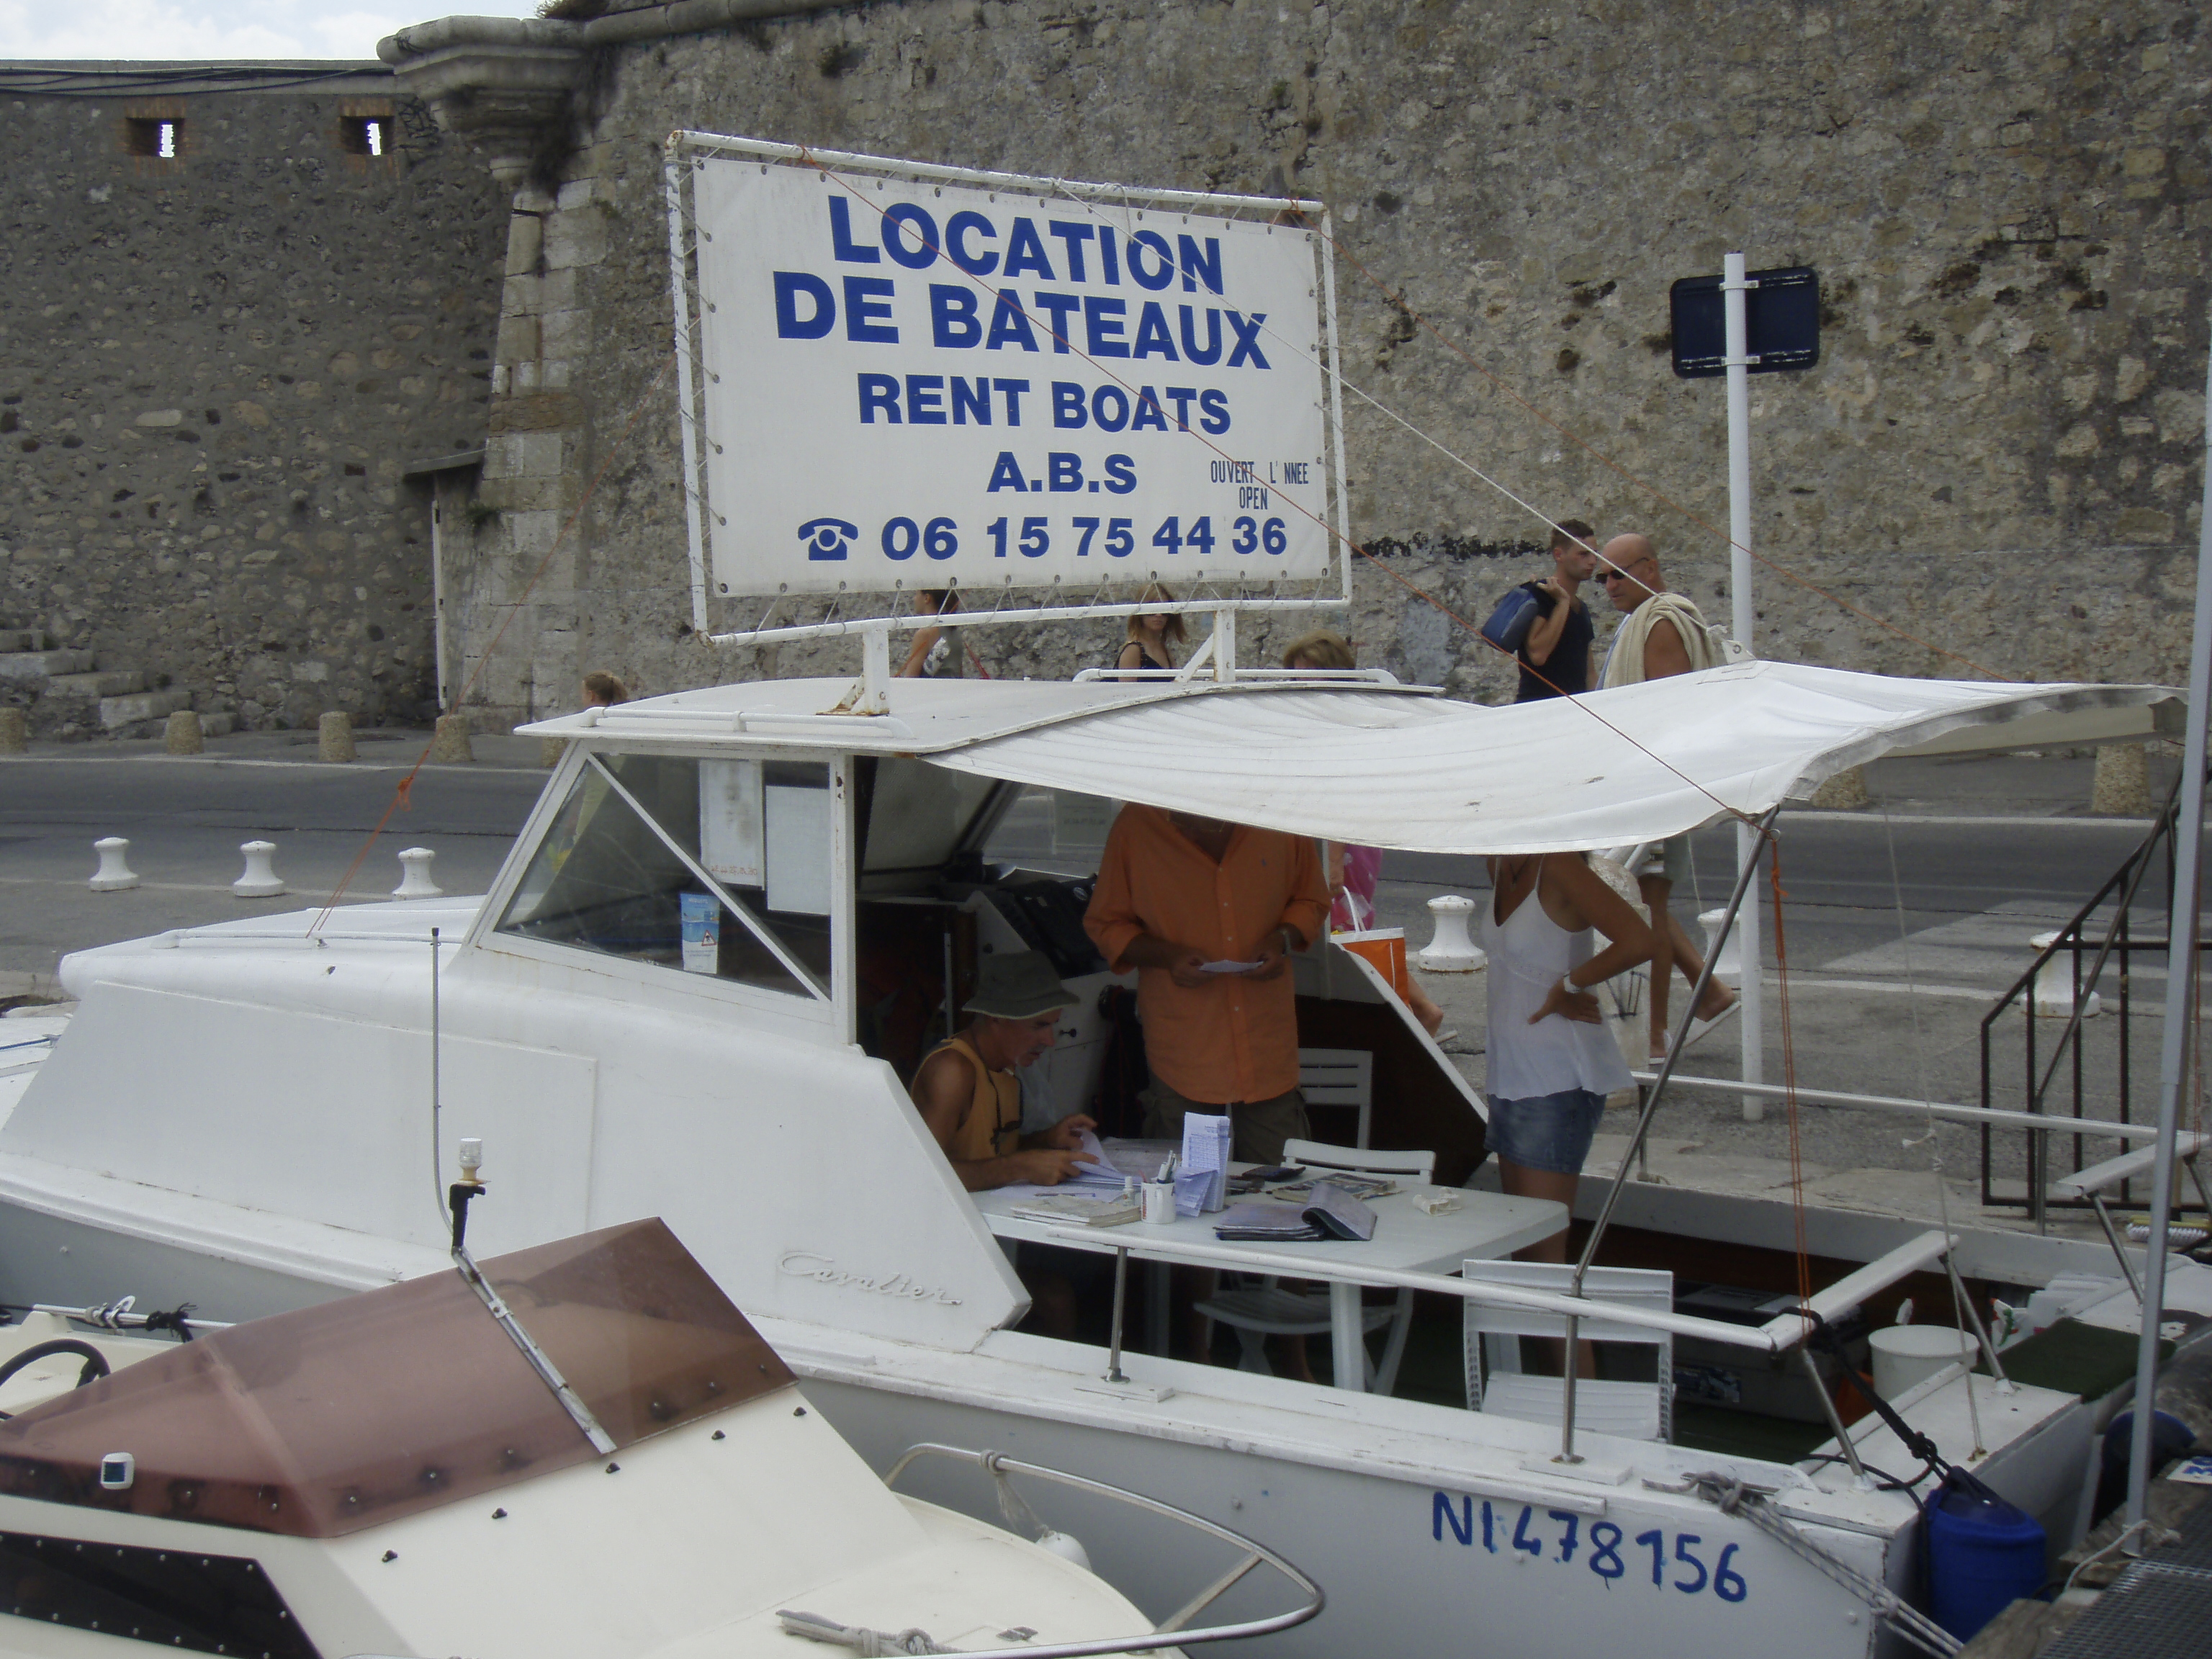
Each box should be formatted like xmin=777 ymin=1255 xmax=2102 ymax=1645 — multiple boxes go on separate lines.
xmin=973 ymin=1179 xmax=1568 ymax=1391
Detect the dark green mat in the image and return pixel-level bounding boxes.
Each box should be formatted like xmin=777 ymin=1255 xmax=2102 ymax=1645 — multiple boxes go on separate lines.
xmin=1672 ymin=1402 xmax=1835 ymax=1462
xmin=1978 ymin=1317 xmax=2170 ymax=1401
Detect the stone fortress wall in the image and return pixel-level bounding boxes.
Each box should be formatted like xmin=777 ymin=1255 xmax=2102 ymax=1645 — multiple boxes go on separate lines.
xmin=390 ymin=0 xmax=2209 ymax=721
xmin=0 ymin=63 xmax=509 ymax=735
xmin=6 ymin=2 xmax=2208 ymax=736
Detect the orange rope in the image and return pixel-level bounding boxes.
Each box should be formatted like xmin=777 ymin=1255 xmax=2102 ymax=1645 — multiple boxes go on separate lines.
xmin=308 ymin=355 xmax=678 ymax=932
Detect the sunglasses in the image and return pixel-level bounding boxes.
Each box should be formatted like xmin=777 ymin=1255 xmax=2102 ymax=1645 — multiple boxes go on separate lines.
xmin=1599 ymin=567 xmax=1647 ymax=584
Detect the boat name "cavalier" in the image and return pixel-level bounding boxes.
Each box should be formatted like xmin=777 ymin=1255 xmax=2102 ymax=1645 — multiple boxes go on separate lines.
xmin=779 ymin=1251 xmax=964 ymax=1305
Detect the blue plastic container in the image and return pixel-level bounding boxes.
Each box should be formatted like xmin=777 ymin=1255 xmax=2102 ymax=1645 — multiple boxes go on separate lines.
xmin=1923 ymin=1475 xmax=2047 ymax=1640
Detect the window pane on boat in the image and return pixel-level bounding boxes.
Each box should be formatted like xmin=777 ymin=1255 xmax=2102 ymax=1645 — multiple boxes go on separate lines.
xmin=496 ymin=757 xmax=822 ymax=997
xmin=0 ymin=1532 xmax=315 ymax=1658
xmin=981 ymin=785 xmax=1114 ymax=876
xmin=0 ymin=1219 xmax=794 ymax=1539
xmin=860 ymin=757 xmax=1002 ymax=872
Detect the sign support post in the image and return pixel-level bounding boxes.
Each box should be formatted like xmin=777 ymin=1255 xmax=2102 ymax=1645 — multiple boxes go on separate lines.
xmin=1722 ymin=251 xmax=1765 ymax=1123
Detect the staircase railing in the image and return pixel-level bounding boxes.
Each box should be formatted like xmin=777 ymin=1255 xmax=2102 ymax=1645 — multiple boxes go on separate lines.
xmin=1978 ymin=774 xmax=2208 ymax=1223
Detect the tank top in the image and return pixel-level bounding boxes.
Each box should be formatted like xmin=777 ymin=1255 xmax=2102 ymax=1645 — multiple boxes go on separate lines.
xmin=1480 ymin=860 xmax=1633 ymax=1101
xmin=922 ymin=1033 xmax=1021 ymax=1162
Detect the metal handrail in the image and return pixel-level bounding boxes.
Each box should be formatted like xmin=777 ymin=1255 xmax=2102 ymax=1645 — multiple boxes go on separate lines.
xmin=1978 ymin=773 xmax=2211 ymax=1218
xmin=865 ymin=1442 xmax=1323 ymax=1658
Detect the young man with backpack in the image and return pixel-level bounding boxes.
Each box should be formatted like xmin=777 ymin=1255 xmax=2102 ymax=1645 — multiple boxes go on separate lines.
xmin=1509 ymin=518 xmax=1601 ymax=702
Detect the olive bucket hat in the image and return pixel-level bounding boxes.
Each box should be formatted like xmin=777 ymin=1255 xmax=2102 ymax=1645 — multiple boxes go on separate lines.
xmin=963 ymin=950 xmax=1078 ymax=1020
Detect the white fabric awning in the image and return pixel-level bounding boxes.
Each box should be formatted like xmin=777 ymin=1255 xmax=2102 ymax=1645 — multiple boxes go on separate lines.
xmin=927 ymin=662 xmax=2181 ymax=855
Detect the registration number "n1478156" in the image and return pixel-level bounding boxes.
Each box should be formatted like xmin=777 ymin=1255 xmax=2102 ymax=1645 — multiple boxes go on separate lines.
xmin=1432 ymin=1496 xmax=1750 ymax=1602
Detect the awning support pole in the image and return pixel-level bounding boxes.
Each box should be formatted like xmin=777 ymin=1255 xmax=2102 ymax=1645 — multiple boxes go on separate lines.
xmin=1105 ymin=1246 xmax=1131 ymax=1384
xmin=1575 ymin=806 xmax=1779 ymax=1290
xmin=2126 ymin=299 xmax=2212 ymax=1532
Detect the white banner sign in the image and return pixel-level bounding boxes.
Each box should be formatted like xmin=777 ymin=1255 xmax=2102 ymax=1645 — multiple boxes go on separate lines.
xmin=691 ymin=157 xmax=1331 ymax=597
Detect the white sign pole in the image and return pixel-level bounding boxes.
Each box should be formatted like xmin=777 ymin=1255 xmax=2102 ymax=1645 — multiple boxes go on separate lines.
xmin=1722 ymin=252 xmax=1764 ymax=1124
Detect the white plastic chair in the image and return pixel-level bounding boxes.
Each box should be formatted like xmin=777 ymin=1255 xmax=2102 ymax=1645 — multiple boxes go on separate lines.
xmin=1297 ymin=1048 xmax=1373 ymax=1148
xmin=1462 ymin=1260 xmax=1675 ymax=1442
xmin=1194 ymin=1138 xmax=1435 ymax=1394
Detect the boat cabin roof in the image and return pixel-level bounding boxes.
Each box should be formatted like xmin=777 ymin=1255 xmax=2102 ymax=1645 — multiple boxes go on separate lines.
xmin=0 ymin=1220 xmax=790 ymax=1539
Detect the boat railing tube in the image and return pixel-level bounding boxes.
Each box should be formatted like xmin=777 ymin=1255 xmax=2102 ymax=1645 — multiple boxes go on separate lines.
xmin=1027 ymin=1225 xmax=1957 ymax=1359
xmin=853 ymin=1442 xmax=1323 ymax=1659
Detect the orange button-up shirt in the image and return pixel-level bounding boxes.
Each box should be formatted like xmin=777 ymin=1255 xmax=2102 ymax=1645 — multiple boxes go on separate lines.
xmin=1083 ymin=805 xmax=1328 ymax=1105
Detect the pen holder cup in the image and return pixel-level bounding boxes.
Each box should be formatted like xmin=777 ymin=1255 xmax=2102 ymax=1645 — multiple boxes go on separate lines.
xmin=1141 ymin=1182 xmax=1177 ymax=1225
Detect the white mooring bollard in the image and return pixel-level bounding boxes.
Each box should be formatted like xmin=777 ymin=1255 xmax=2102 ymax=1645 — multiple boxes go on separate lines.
xmin=1413 ymin=894 xmax=1485 ymax=972
xmin=233 ymin=840 xmax=286 ymax=898
xmin=2028 ymin=930 xmax=2100 ymax=1020
xmin=392 ymin=847 xmax=444 ymax=900
xmin=89 ymin=837 xmax=140 ymax=892
xmin=1699 ymin=908 xmax=1745 ymax=984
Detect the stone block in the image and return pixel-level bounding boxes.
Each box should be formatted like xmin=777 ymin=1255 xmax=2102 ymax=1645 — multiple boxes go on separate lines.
xmin=496 ymin=430 xmax=565 ymax=479
xmin=541 ymin=735 xmax=568 ymax=768
xmin=1809 ymin=766 xmax=1869 ymax=810
xmin=538 ymin=308 xmax=590 ymax=358
xmin=496 ymin=313 xmax=541 ymax=363
xmin=542 ymin=210 xmax=609 ymax=270
xmin=2092 ymin=743 xmax=2151 ymax=815
xmin=163 ymin=709 xmax=204 ymax=755
xmin=505 ymin=212 xmax=546 ymax=276
xmin=431 ymin=712 xmax=475 ymax=763
xmin=199 ymin=712 xmax=237 ymax=739
xmin=318 ymin=710 xmax=356 ymax=763
xmin=0 ymin=707 xmax=24 ymax=755
xmin=0 ymin=649 xmax=94 ymax=682
xmin=53 ymin=669 xmax=145 ymax=698
xmin=99 ymin=688 xmax=191 ymax=730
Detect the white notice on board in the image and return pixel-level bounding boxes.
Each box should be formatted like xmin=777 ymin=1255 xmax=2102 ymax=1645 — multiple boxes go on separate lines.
xmin=765 ymin=783 xmax=833 ymax=916
xmin=701 ymin=759 xmax=764 ymax=886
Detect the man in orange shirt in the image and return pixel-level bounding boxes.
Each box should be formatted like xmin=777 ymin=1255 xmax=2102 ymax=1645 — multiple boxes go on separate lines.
xmin=1083 ymin=805 xmax=1330 ymax=1164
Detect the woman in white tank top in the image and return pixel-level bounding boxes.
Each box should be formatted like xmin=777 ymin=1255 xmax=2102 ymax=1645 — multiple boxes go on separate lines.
xmin=1480 ymin=851 xmax=1654 ymax=1263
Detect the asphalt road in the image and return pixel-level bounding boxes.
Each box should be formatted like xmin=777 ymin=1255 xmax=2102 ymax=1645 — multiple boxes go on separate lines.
xmin=0 ymin=747 xmax=552 ymax=979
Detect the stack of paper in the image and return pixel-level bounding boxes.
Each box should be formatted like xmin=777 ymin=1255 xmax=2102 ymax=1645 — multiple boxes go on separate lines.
xmin=1006 ymin=1194 xmax=1141 ymax=1228
xmin=1180 ymin=1113 xmax=1233 ymax=1213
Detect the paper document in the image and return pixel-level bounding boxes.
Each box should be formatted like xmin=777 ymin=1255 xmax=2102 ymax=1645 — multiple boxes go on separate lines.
xmin=1179 ymin=1113 xmax=1233 ymax=1214
xmin=1199 ymin=959 xmax=1264 ymax=974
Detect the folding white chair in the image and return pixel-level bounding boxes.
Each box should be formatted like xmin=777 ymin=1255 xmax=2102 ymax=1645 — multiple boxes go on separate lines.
xmin=1195 ymin=1138 xmax=1435 ymax=1394
xmin=1462 ymin=1260 xmax=1675 ymax=1442
xmin=1297 ymin=1048 xmax=1373 ymax=1149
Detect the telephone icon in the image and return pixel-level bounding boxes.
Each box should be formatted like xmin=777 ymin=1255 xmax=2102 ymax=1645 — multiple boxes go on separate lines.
xmin=798 ymin=518 xmax=859 ymax=561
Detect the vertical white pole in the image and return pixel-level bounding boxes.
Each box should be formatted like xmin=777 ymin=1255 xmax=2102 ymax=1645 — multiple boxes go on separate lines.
xmin=665 ymin=147 xmax=712 ymax=637
xmin=1723 ymin=252 xmax=1764 ymax=1123
xmin=430 ymin=490 xmax=450 ymax=714
xmin=2125 ymin=322 xmax=2212 ymax=1529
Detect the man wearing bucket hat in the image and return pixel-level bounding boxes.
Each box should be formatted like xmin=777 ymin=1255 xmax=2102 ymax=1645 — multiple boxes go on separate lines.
xmin=908 ymin=949 xmax=1098 ymax=1191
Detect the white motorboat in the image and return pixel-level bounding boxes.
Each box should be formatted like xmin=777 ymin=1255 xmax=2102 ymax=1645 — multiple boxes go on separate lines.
xmin=0 ymin=1215 xmax=1315 ymax=1658
xmin=0 ymin=661 xmax=2204 ymax=1659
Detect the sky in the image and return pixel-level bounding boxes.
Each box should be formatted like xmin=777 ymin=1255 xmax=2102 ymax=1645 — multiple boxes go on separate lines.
xmin=0 ymin=1 xmax=549 ymax=61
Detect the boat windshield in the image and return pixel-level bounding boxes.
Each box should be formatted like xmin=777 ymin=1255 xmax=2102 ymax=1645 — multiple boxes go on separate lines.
xmin=0 ymin=1218 xmax=793 ymax=1538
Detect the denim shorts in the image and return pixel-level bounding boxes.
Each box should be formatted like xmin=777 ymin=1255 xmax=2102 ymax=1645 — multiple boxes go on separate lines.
xmin=1485 ymin=1088 xmax=1606 ymax=1176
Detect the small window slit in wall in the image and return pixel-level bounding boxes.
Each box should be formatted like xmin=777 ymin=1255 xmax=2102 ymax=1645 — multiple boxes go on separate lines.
xmin=126 ymin=118 xmax=181 ymax=159
xmin=342 ymin=117 xmax=388 ymax=158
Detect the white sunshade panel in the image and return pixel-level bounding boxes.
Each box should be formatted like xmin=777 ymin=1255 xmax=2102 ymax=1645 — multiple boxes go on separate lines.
xmin=923 ymin=662 xmax=2180 ymax=855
